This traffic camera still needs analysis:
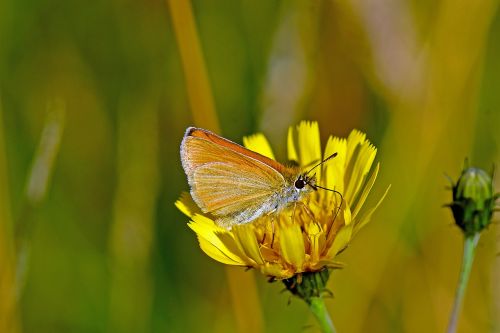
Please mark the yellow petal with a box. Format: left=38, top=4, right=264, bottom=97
left=279, top=223, right=305, bottom=269
left=316, top=259, right=346, bottom=269
left=361, top=144, right=377, bottom=175
left=352, top=163, right=380, bottom=220
left=232, top=225, right=265, bottom=265
left=287, top=126, right=298, bottom=162
left=346, top=130, right=366, bottom=159
left=259, top=245, right=280, bottom=262
left=175, top=192, right=202, bottom=218
left=297, top=121, right=321, bottom=168
left=327, top=223, right=353, bottom=258
left=323, top=136, right=347, bottom=195
left=343, top=201, right=352, bottom=225
left=306, top=222, right=325, bottom=264
left=188, top=214, right=248, bottom=265
left=353, top=184, right=391, bottom=236
left=196, top=236, right=246, bottom=265
left=344, top=133, right=376, bottom=203
left=243, top=133, right=275, bottom=160
left=175, top=199, right=191, bottom=218
left=260, top=263, right=294, bottom=279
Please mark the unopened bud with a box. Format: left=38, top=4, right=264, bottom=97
left=449, top=167, right=497, bottom=236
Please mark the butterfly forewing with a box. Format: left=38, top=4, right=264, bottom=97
left=181, top=128, right=287, bottom=226
left=185, top=128, right=286, bottom=173
left=193, top=163, right=280, bottom=224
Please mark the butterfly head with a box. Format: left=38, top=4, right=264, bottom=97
left=294, top=174, right=317, bottom=192
left=291, top=152, right=337, bottom=194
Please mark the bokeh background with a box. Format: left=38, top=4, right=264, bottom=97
left=1, top=0, right=499, bottom=332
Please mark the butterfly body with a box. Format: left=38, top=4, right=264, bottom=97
left=221, top=168, right=314, bottom=226
left=180, top=127, right=316, bottom=229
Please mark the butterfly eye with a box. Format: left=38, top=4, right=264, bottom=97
left=294, top=178, right=305, bottom=189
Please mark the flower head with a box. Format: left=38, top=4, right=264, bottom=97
left=176, top=121, right=388, bottom=279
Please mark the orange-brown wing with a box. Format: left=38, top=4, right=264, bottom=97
left=180, top=127, right=286, bottom=225
left=192, top=162, right=282, bottom=227
left=186, top=127, right=286, bottom=173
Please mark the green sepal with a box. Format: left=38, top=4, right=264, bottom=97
left=282, top=268, right=331, bottom=305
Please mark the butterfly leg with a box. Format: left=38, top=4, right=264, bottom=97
left=291, top=202, right=297, bottom=222
left=260, top=213, right=276, bottom=247
left=270, top=217, right=276, bottom=248
left=262, top=210, right=277, bottom=248
left=261, top=228, right=267, bottom=244
left=296, top=201, right=320, bottom=226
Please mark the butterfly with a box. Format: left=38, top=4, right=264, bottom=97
left=180, top=127, right=338, bottom=229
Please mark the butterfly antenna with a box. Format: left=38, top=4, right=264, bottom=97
left=303, top=152, right=342, bottom=221
left=313, top=184, right=344, bottom=221
left=305, top=152, right=338, bottom=176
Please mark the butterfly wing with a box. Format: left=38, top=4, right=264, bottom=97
left=184, top=127, right=287, bottom=173
left=181, top=127, right=287, bottom=227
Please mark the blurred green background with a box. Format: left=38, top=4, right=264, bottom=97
left=1, top=0, right=499, bottom=332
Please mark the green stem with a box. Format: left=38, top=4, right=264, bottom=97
left=447, top=233, right=480, bottom=333
left=308, top=297, right=337, bottom=333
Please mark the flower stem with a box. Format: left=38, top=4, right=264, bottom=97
left=447, top=233, right=480, bottom=333
left=308, top=297, right=337, bottom=333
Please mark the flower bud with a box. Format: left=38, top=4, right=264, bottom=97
left=449, top=167, right=497, bottom=236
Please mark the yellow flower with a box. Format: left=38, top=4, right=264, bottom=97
left=176, top=121, right=389, bottom=279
